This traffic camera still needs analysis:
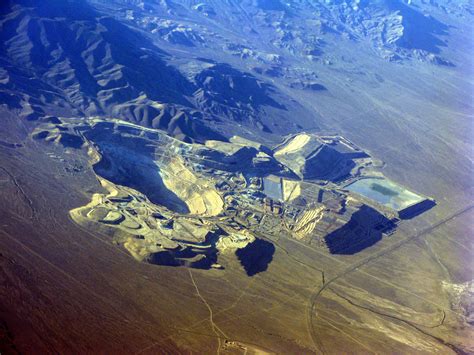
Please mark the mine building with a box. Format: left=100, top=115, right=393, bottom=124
left=263, top=197, right=273, bottom=213
left=272, top=201, right=283, bottom=215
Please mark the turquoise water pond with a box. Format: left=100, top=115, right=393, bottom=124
left=345, top=178, right=424, bottom=211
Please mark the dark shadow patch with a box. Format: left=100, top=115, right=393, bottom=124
left=255, top=0, right=286, bottom=11
left=93, top=152, right=190, bottom=214
left=289, top=81, right=327, bottom=91
left=0, top=140, right=22, bottom=149
left=58, top=133, right=83, bottom=149
left=388, top=2, right=449, bottom=54
left=41, top=116, right=62, bottom=124
left=317, top=189, right=324, bottom=203
left=148, top=247, right=218, bottom=269
left=325, top=205, right=397, bottom=255
left=32, top=130, right=49, bottom=140
left=235, top=238, right=275, bottom=276
left=87, top=130, right=190, bottom=213
left=173, top=229, right=224, bottom=248
left=0, top=92, right=22, bottom=109
left=399, top=199, right=436, bottom=220
left=303, top=145, right=356, bottom=182
left=148, top=251, right=183, bottom=267
left=148, top=229, right=225, bottom=269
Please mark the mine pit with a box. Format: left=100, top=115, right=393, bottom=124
left=33, top=118, right=434, bottom=272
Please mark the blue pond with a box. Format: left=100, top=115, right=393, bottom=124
left=345, top=178, right=425, bottom=211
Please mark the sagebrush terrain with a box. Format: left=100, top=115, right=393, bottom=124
left=0, top=0, right=473, bottom=353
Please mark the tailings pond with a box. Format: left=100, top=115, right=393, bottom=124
left=345, top=178, right=425, bottom=211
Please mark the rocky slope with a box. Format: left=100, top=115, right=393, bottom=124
left=1, top=0, right=469, bottom=143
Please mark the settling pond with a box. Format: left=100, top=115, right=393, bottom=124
left=345, top=178, right=425, bottom=211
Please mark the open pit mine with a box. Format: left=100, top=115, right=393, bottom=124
left=32, top=117, right=433, bottom=273
left=1, top=0, right=472, bottom=353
